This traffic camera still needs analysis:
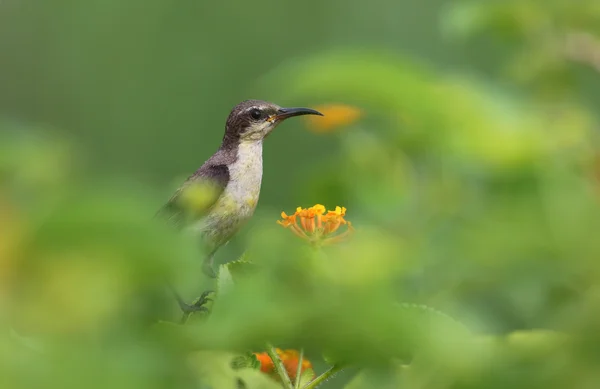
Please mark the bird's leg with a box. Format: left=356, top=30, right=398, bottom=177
left=170, top=252, right=219, bottom=323
left=164, top=251, right=219, bottom=324
left=202, top=251, right=218, bottom=279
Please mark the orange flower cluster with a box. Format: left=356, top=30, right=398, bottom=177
left=304, top=104, right=362, bottom=133
left=254, top=348, right=314, bottom=382
left=277, top=204, right=353, bottom=245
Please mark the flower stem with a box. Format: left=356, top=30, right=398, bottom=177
left=294, top=349, right=304, bottom=389
left=302, top=365, right=344, bottom=389
left=266, top=343, right=294, bottom=389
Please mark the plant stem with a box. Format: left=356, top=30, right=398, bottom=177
left=294, top=349, right=304, bottom=389
left=266, top=343, right=294, bottom=389
left=302, top=365, right=344, bottom=389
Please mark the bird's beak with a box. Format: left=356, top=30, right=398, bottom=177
left=270, top=107, right=324, bottom=122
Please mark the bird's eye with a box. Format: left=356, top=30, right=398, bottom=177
left=250, top=109, right=262, bottom=120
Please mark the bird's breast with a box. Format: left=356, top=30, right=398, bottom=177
left=201, top=141, right=264, bottom=238
left=186, top=141, right=266, bottom=252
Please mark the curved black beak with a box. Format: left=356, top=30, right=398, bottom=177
left=274, top=107, right=324, bottom=121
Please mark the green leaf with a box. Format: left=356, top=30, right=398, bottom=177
left=216, top=254, right=257, bottom=297
left=297, top=367, right=315, bottom=388
left=439, top=2, right=488, bottom=41
left=395, top=303, right=469, bottom=333
left=226, top=257, right=258, bottom=282
left=504, top=329, right=571, bottom=359
left=344, top=364, right=408, bottom=389
left=392, top=303, right=472, bottom=362
left=231, top=352, right=261, bottom=370
left=258, top=49, right=553, bottom=171
left=9, top=327, right=45, bottom=353
left=331, top=303, right=473, bottom=384
left=151, top=321, right=208, bottom=350
left=217, top=263, right=234, bottom=297
left=321, top=352, right=338, bottom=367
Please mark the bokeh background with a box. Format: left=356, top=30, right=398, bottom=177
left=3, top=0, right=600, bottom=388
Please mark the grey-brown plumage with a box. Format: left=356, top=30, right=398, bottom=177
left=157, top=147, right=233, bottom=229
left=156, top=100, right=323, bottom=278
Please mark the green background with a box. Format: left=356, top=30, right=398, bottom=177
left=1, top=0, right=463, bottom=200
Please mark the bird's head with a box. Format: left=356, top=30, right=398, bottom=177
left=222, top=100, right=323, bottom=145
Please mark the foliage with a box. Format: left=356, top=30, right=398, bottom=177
left=2, top=0, right=600, bottom=388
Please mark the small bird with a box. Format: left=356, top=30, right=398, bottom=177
left=156, top=100, right=322, bottom=312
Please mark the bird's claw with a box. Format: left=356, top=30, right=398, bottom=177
left=178, top=290, right=214, bottom=324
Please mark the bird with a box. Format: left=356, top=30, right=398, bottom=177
left=156, top=99, right=323, bottom=315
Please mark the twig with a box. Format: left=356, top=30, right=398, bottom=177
left=266, top=343, right=294, bottom=389
left=294, top=349, right=304, bottom=389
left=302, top=365, right=344, bottom=389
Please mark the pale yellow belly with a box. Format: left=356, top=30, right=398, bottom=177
left=192, top=191, right=259, bottom=250
left=191, top=140, right=264, bottom=251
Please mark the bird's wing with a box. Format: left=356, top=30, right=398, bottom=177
left=155, top=163, right=230, bottom=228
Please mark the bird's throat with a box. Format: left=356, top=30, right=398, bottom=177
left=224, top=140, right=264, bottom=211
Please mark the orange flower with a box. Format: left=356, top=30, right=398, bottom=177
left=254, top=348, right=314, bottom=382
left=296, top=203, right=325, bottom=233
left=304, top=104, right=362, bottom=133
left=277, top=204, right=353, bottom=245
left=322, top=206, right=347, bottom=234
left=254, top=351, right=275, bottom=373
left=276, top=211, right=297, bottom=227
left=280, top=349, right=313, bottom=382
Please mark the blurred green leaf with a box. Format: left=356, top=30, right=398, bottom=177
left=217, top=263, right=235, bottom=298
left=230, top=352, right=261, bottom=371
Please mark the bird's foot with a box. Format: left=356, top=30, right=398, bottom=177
left=177, top=290, right=214, bottom=324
